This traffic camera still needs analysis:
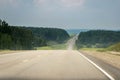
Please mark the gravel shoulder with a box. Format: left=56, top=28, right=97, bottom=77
left=80, top=50, right=120, bottom=69
left=79, top=50, right=120, bottom=80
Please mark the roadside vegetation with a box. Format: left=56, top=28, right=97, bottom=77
left=37, top=40, right=67, bottom=50
left=0, top=19, right=70, bottom=50
left=0, top=20, right=33, bottom=50
left=76, top=30, right=120, bottom=52
left=80, top=48, right=106, bottom=52
left=27, top=27, right=70, bottom=44
left=77, top=30, right=120, bottom=69
left=37, top=43, right=67, bottom=50
left=107, top=42, right=120, bottom=52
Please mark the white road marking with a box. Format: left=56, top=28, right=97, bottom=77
left=78, top=52, right=115, bottom=80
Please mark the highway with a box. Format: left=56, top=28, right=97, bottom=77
left=0, top=36, right=114, bottom=80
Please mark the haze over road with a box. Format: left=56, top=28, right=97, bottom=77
left=67, top=34, right=78, bottom=50
left=0, top=36, right=113, bottom=80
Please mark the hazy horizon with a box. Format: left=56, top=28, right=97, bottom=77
left=0, top=0, right=120, bottom=30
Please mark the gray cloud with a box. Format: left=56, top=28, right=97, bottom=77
left=0, top=0, right=120, bottom=30
left=33, top=0, right=85, bottom=8
left=60, top=0, right=84, bottom=8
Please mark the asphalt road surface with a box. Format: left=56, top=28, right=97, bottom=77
left=67, top=34, right=78, bottom=50
left=0, top=50, right=111, bottom=80
left=0, top=36, right=115, bottom=80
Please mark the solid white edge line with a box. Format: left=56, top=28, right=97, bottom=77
left=78, top=52, right=115, bottom=80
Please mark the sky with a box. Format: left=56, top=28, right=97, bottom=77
left=0, top=0, right=120, bottom=30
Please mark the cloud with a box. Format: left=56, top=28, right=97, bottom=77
left=0, top=0, right=21, bottom=7
left=32, top=0, right=85, bottom=8
left=0, top=0, right=85, bottom=8
left=33, top=0, right=47, bottom=6
left=60, top=0, right=85, bottom=8
left=0, top=0, right=15, bottom=5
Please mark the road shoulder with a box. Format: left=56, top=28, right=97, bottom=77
left=79, top=50, right=120, bottom=80
left=0, top=50, right=28, bottom=55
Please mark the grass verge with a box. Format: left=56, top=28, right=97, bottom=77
left=37, top=43, right=67, bottom=50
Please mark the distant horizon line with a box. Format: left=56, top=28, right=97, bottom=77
left=14, top=26, right=120, bottom=31
left=3, top=23, right=120, bottom=31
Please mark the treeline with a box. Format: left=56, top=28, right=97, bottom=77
left=26, top=27, right=70, bottom=43
left=0, top=19, right=70, bottom=50
left=0, top=20, right=33, bottom=50
left=76, top=30, right=120, bottom=48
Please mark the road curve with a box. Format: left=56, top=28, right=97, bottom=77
left=0, top=50, right=110, bottom=80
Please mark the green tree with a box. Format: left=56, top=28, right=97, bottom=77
left=76, top=30, right=120, bottom=48
left=2, top=20, right=8, bottom=27
left=0, top=33, right=12, bottom=49
left=0, top=19, right=2, bottom=26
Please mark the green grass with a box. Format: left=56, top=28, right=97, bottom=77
left=107, top=42, right=120, bottom=52
left=80, top=48, right=106, bottom=52
left=79, top=43, right=120, bottom=52
left=36, top=46, right=53, bottom=50
left=80, top=43, right=120, bottom=52
left=51, top=44, right=67, bottom=50
left=37, top=43, right=67, bottom=50
left=69, top=34, right=76, bottom=37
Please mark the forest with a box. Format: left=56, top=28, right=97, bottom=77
left=0, top=19, right=70, bottom=50
left=26, top=27, right=70, bottom=43
left=76, top=30, right=120, bottom=48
